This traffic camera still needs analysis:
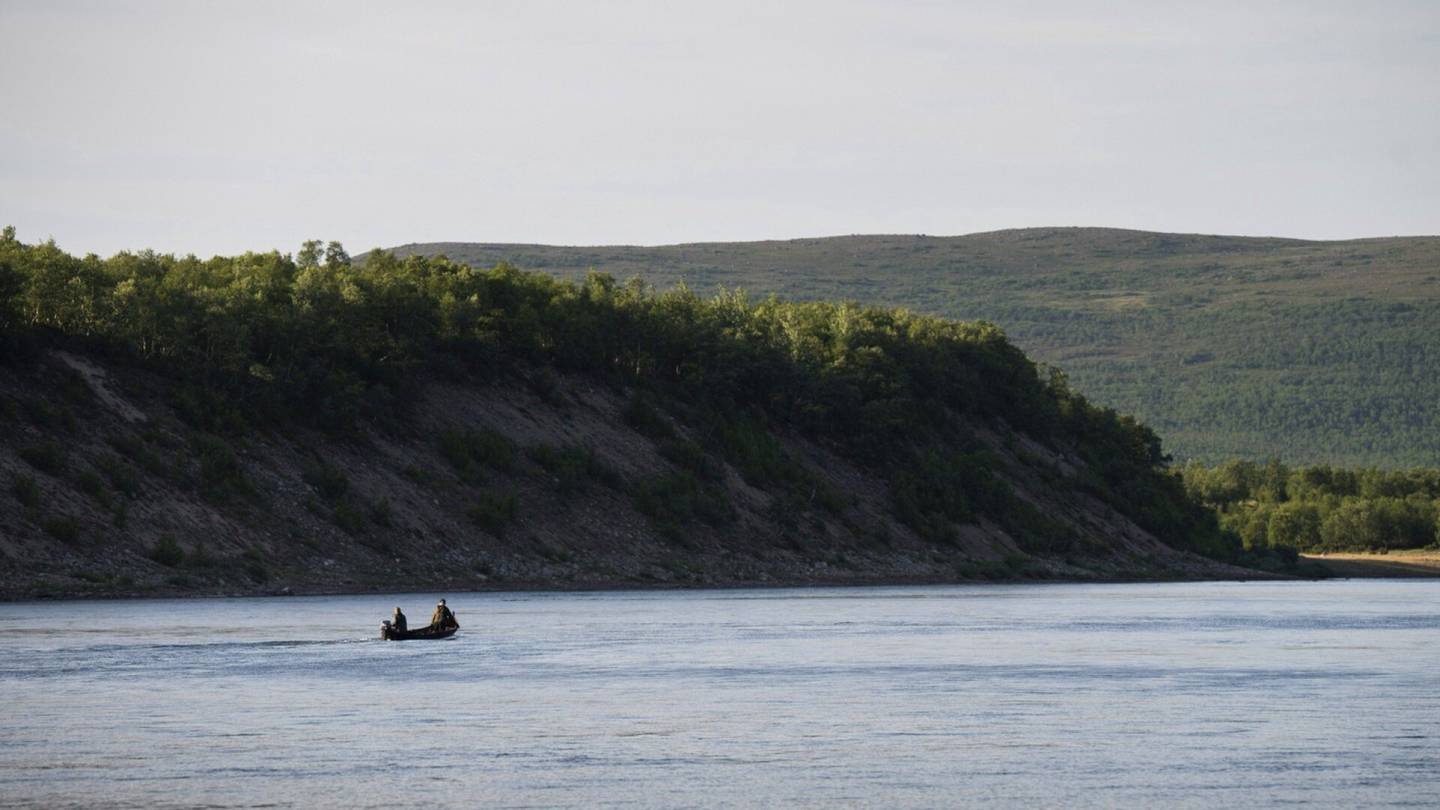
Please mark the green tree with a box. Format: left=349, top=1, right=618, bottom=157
left=1267, top=502, right=1321, bottom=550
left=324, top=241, right=350, bottom=269
left=1320, top=501, right=1384, bottom=551
left=296, top=240, right=323, bottom=269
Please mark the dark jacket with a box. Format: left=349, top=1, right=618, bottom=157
left=392, top=610, right=407, bottom=632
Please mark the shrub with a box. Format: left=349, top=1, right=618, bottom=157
left=536, top=542, right=574, bottom=563
left=185, top=544, right=219, bottom=570
left=76, top=469, right=112, bottom=508
left=439, top=428, right=516, bottom=482
left=717, top=415, right=794, bottom=487
left=303, top=463, right=350, bottom=502
left=623, top=393, right=674, bottom=438
left=528, top=444, right=622, bottom=493
left=97, top=454, right=142, bottom=499
left=332, top=500, right=367, bottom=534
left=19, top=442, right=66, bottom=476
left=369, top=497, right=394, bottom=527
left=192, top=433, right=251, bottom=499
left=468, top=491, right=517, bottom=535
left=19, top=397, right=58, bottom=428
left=632, top=471, right=734, bottom=527
left=42, top=516, right=81, bottom=544
left=10, top=474, right=40, bottom=509
left=148, top=535, right=186, bottom=567
left=241, top=552, right=270, bottom=583
left=657, top=439, right=724, bottom=482
left=527, top=367, right=566, bottom=406
left=108, top=434, right=167, bottom=477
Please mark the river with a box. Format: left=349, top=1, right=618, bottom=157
left=1, top=580, right=1437, bottom=808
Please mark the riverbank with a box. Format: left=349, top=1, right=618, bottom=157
left=2, top=346, right=1265, bottom=602
left=4, top=557, right=1287, bottom=602
left=1304, top=550, right=1440, bottom=578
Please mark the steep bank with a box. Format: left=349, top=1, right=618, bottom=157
left=0, top=349, right=1260, bottom=599
left=0, top=233, right=1276, bottom=598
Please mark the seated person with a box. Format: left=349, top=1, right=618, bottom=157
left=431, top=598, right=456, bottom=629
left=392, top=606, right=407, bottom=633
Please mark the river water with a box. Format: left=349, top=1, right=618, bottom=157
left=1, top=580, right=1437, bottom=808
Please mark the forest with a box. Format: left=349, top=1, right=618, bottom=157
left=1182, top=460, right=1440, bottom=554
left=389, top=228, right=1440, bottom=467
left=0, top=228, right=1249, bottom=569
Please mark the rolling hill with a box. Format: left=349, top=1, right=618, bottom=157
left=385, top=228, right=1440, bottom=467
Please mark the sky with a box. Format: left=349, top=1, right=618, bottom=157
left=2, top=0, right=1438, bottom=257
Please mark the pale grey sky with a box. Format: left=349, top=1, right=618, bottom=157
left=2, top=0, right=1437, bottom=257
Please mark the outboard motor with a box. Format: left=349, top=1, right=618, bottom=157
left=380, top=619, right=393, bottom=640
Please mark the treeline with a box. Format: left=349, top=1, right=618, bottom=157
left=0, top=228, right=1243, bottom=563
left=404, top=232, right=1440, bottom=467
left=1182, top=460, right=1440, bottom=553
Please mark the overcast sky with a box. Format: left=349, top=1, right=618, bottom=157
left=2, top=1, right=1438, bottom=257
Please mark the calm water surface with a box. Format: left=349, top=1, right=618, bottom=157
left=1, top=580, right=1437, bottom=808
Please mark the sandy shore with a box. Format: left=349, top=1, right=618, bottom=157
left=1303, top=550, right=1440, bottom=578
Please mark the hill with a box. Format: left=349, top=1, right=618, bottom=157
left=385, top=228, right=1440, bottom=467
left=0, top=231, right=1273, bottom=598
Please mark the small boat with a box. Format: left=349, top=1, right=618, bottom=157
left=380, top=618, right=459, bottom=640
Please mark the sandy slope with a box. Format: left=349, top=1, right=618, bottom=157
left=1303, top=551, right=1440, bottom=578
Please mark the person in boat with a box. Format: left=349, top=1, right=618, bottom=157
left=391, top=606, right=407, bottom=633
left=431, top=598, right=456, bottom=629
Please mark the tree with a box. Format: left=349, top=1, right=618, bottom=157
left=297, top=240, right=323, bottom=269
left=1267, top=502, right=1321, bottom=550
left=1320, top=501, right=1384, bottom=551
left=324, top=241, right=350, bottom=269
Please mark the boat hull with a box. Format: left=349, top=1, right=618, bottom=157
left=380, top=622, right=458, bottom=640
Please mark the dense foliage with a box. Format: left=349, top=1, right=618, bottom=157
left=1182, top=460, right=1440, bottom=553
left=0, top=229, right=1239, bottom=561
left=393, top=229, right=1440, bottom=467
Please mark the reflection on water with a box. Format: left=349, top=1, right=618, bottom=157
left=1, top=580, right=1437, bottom=808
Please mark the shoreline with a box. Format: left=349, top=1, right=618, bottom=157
left=1, top=568, right=1300, bottom=603
left=1300, top=550, right=1440, bottom=579
left=20, top=552, right=1440, bottom=604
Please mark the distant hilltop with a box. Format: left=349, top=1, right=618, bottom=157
left=382, top=228, right=1440, bottom=467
